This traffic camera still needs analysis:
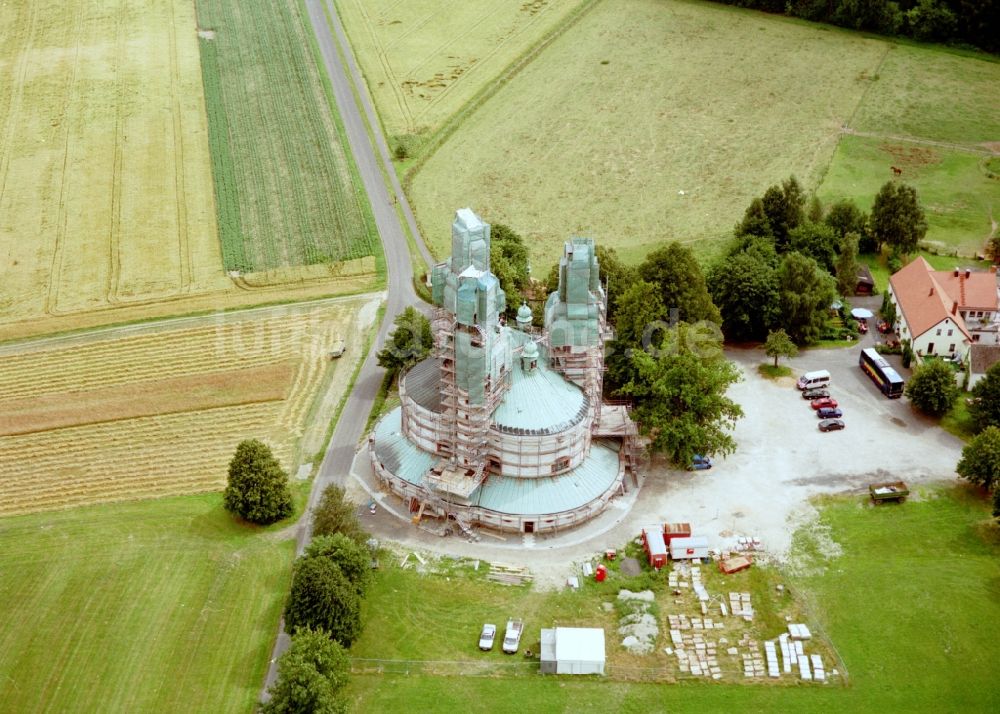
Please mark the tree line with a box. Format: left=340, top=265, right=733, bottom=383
left=707, top=0, right=998, bottom=53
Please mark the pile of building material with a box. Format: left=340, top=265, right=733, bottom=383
left=739, top=638, right=765, bottom=677
left=668, top=629, right=722, bottom=679
left=617, top=590, right=658, bottom=654
left=728, top=592, right=754, bottom=620
left=486, top=563, right=533, bottom=586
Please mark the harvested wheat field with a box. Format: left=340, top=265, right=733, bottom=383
left=0, top=296, right=380, bottom=516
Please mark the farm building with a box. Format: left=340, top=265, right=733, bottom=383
left=540, top=627, right=606, bottom=675
left=370, top=209, right=640, bottom=534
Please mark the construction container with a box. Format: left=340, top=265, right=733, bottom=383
left=641, top=526, right=668, bottom=568
left=669, top=536, right=709, bottom=561
left=662, top=522, right=692, bottom=543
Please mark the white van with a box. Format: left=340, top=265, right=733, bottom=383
left=796, top=369, right=831, bottom=390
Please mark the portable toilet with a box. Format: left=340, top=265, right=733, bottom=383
left=642, top=526, right=668, bottom=569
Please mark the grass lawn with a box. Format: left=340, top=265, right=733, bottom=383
left=942, top=397, right=977, bottom=442
left=407, top=0, right=888, bottom=269
left=0, top=493, right=295, bottom=713
left=758, top=364, right=792, bottom=379
left=346, top=485, right=1000, bottom=712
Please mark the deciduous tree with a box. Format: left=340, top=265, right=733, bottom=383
left=764, top=329, right=798, bottom=368
left=489, top=223, right=530, bottom=315
left=638, top=243, right=720, bottom=325
left=596, top=244, right=637, bottom=323
left=376, top=306, right=432, bottom=374
left=262, top=627, right=349, bottom=714
left=789, top=221, right=839, bottom=273
left=284, top=555, right=362, bottom=647
left=969, top=362, right=1000, bottom=431
left=778, top=252, right=837, bottom=344
left=618, top=323, right=743, bottom=467
left=708, top=248, right=780, bottom=342
left=905, top=359, right=958, bottom=417
left=870, top=181, right=927, bottom=255
left=223, top=439, right=293, bottom=525
left=956, top=426, right=1000, bottom=491
left=312, top=485, right=366, bottom=544
left=835, top=232, right=861, bottom=298
left=304, top=534, right=372, bottom=596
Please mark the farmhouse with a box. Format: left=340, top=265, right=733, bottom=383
left=887, top=258, right=999, bottom=362
left=369, top=209, right=640, bottom=534
left=539, top=627, right=606, bottom=675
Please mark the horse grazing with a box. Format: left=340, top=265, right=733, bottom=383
left=891, top=166, right=902, bottom=176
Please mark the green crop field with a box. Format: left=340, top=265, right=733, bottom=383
left=346, top=485, right=1000, bottom=712
left=195, top=0, right=377, bottom=273
left=0, top=493, right=295, bottom=713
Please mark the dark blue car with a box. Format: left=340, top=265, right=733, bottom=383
left=817, top=407, right=843, bottom=419
left=688, top=455, right=713, bottom=471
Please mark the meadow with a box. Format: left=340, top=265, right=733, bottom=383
left=346, top=485, right=1000, bottom=712
left=0, top=297, right=377, bottom=516
left=195, top=0, right=377, bottom=273
left=0, top=493, right=295, bottom=714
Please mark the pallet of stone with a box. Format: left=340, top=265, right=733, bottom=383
left=764, top=641, right=780, bottom=678
left=788, top=623, right=812, bottom=640
left=779, top=633, right=793, bottom=673
left=810, top=654, right=826, bottom=682
left=797, top=655, right=812, bottom=681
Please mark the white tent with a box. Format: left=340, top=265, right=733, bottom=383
left=540, top=627, right=605, bottom=675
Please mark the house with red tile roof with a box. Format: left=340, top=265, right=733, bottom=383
left=887, top=258, right=999, bottom=363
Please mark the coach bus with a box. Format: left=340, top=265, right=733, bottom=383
left=859, top=347, right=905, bottom=398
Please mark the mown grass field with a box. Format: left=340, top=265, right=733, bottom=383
left=404, top=0, right=889, bottom=267
left=195, top=0, right=377, bottom=273
left=335, top=0, right=590, bottom=149
left=347, top=485, right=1000, bottom=712
left=0, top=493, right=295, bottom=714
left=0, top=297, right=377, bottom=516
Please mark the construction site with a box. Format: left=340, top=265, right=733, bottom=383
left=369, top=208, right=641, bottom=534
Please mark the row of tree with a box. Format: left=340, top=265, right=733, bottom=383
left=706, top=0, right=999, bottom=53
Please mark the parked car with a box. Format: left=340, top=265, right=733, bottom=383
left=811, top=397, right=838, bottom=410
left=478, top=623, right=496, bottom=651
left=802, top=388, right=830, bottom=400
left=688, top=455, right=712, bottom=471
left=817, top=407, right=843, bottom=419
left=818, top=419, right=845, bottom=432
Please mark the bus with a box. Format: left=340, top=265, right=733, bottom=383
left=859, top=347, right=905, bottom=398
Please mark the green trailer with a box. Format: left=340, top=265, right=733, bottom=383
left=869, top=480, right=909, bottom=504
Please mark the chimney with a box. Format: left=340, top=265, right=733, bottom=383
left=954, top=267, right=960, bottom=277
left=952, top=301, right=958, bottom=315
left=965, top=268, right=971, bottom=278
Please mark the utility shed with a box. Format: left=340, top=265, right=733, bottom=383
left=669, top=536, right=709, bottom=560
left=539, top=627, right=605, bottom=675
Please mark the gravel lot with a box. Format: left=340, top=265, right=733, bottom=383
left=351, top=342, right=966, bottom=588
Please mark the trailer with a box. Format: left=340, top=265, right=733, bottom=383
left=669, top=536, right=709, bottom=561
left=641, top=525, right=668, bottom=569
left=869, top=480, right=909, bottom=504
left=502, top=618, right=524, bottom=654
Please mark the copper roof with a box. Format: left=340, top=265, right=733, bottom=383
left=889, top=257, right=972, bottom=341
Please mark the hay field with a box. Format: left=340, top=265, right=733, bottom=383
left=196, top=0, right=378, bottom=272
left=0, top=297, right=378, bottom=516
left=335, top=0, right=590, bottom=144
left=406, top=0, right=887, bottom=267
left=0, top=494, right=294, bottom=713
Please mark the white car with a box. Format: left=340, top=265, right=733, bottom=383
left=478, top=623, right=496, bottom=651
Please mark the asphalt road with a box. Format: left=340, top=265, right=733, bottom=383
left=261, top=1, right=433, bottom=698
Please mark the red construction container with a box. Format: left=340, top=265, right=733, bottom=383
left=595, top=564, right=607, bottom=582
left=641, top=526, right=668, bottom=569
left=663, top=522, right=692, bottom=544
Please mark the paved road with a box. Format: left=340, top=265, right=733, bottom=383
left=261, top=0, right=434, bottom=698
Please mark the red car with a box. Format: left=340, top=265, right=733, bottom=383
left=811, top=397, right=838, bottom=410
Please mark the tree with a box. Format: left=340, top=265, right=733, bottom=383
left=870, top=181, right=927, bottom=255
left=606, top=280, right=665, bottom=389
left=262, top=627, right=349, bottom=714
left=595, top=244, right=637, bottom=324
left=638, top=243, right=720, bottom=325
left=223, top=439, right=292, bottom=525
left=312, top=484, right=366, bottom=544
left=708, top=248, right=780, bottom=342
left=284, top=555, right=362, bottom=647
left=969, top=362, right=1000, bottom=432
left=760, top=176, right=806, bottom=251
left=905, top=359, right=958, bottom=417
left=788, top=221, right=839, bottom=273
left=735, top=197, right=773, bottom=240
left=835, top=232, right=861, bottom=298
left=777, top=252, right=837, bottom=344
left=764, top=329, right=798, bottom=368
left=377, top=306, right=432, bottom=374
left=304, top=534, right=372, bottom=596
left=824, top=199, right=870, bottom=250
left=489, top=223, right=530, bottom=315
left=956, top=426, right=1000, bottom=491
left=618, top=323, right=743, bottom=466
